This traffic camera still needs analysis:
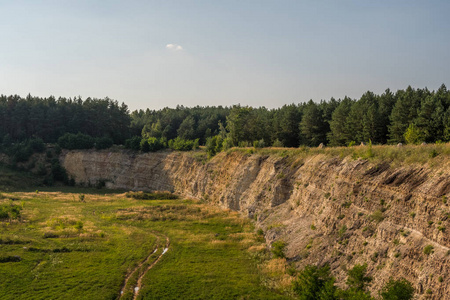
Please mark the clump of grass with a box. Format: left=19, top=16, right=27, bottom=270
left=271, top=240, right=286, bottom=258
left=423, top=245, right=434, bottom=255
left=370, top=210, right=384, bottom=223
left=0, top=203, right=22, bottom=221
left=338, top=225, right=347, bottom=237
left=341, top=201, right=352, bottom=208
left=267, top=223, right=286, bottom=230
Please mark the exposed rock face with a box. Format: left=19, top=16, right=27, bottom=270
left=61, top=149, right=450, bottom=299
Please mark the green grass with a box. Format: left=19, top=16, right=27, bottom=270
left=228, top=142, right=450, bottom=167
left=0, top=189, right=288, bottom=300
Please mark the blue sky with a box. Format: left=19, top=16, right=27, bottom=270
left=0, top=0, right=449, bottom=110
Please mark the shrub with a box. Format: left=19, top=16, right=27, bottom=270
left=429, top=149, right=439, bottom=158
left=272, top=139, right=283, bottom=147
left=380, top=278, right=414, bottom=300
left=58, top=133, right=95, bottom=150
left=74, top=221, right=83, bottom=230
left=346, top=263, right=372, bottom=291
left=140, top=139, right=150, bottom=152
left=370, top=210, right=385, bottom=223
left=95, top=136, right=113, bottom=150
left=423, top=245, right=434, bottom=255
left=168, top=137, right=197, bottom=151
left=0, top=204, right=22, bottom=221
left=51, top=160, right=68, bottom=183
left=253, top=139, right=265, bottom=148
left=10, top=141, right=33, bottom=162
left=271, top=240, right=286, bottom=258
left=338, top=225, right=347, bottom=237
left=292, top=264, right=337, bottom=300
left=124, top=136, right=142, bottom=151
left=404, top=123, right=424, bottom=145
left=206, top=135, right=223, bottom=158
left=29, top=138, right=46, bottom=153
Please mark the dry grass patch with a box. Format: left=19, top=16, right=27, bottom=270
left=259, top=257, right=294, bottom=290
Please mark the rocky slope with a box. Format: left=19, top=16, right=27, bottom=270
left=61, top=148, right=450, bottom=299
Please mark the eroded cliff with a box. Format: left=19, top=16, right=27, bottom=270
left=61, top=148, right=450, bottom=299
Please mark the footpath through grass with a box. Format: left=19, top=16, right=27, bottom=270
left=0, top=189, right=288, bottom=300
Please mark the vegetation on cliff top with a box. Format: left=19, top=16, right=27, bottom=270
left=1, top=85, right=449, bottom=155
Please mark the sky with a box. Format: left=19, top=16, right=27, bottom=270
left=0, top=0, right=449, bottom=111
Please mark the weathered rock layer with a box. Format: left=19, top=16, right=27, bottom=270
left=61, top=149, right=450, bottom=299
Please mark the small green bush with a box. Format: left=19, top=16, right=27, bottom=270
left=0, top=204, right=22, bottom=221
left=74, top=221, right=83, bottom=230
left=168, top=137, right=198, bottom=151
left=423, top=245, right=434, bottom=255
left=78, top=194, right=85, bottom=202
left=339, top=225, right=347, bottom=237
left=346, top=263, right=372, bottom=291
left=380, top=278, right=414, bottom=300
left=95, top=136, right=113, bottom=150
left=271, top=240, right=286, bottom=258
left=370, top=210, right=384, bottom=223
left=253, top=139, right=265, bottom=148
left=58, top=132, right=95, bottom=150
left=124, top=136, right=142, bottom=151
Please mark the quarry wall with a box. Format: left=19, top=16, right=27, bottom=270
left=61, top=149, right=450, bottom=299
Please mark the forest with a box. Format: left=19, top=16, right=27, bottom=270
left=0, top=85, right=449, bottom=156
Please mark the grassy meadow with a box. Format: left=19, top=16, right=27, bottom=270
left=0, top=187, right=288, bottom=300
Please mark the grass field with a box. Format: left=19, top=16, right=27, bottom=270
left=0, top=188, right=288, bottom=300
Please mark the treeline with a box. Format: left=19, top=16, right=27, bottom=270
left=0, top=85, right=449, bottom=153
left=0, top=94, right=130, bottom=145
left=131, top=85, right=450, bottom=152
left=130, top=105, right=229, bottom=144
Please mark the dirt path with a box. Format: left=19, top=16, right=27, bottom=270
left=118, top=232, right=170, bottom=300
left=133, top=235, right=170, bottom=300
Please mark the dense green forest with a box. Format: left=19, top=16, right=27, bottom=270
left=1, top=85, right=449, bottom=155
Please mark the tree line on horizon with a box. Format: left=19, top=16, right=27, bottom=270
left=0, top=84, right=449, bottom=154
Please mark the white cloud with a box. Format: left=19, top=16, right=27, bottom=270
left=166, top=43, right=183, bottom=51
